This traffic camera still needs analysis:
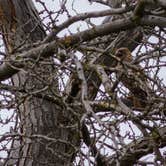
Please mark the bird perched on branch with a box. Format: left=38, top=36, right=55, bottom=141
left=115, top=47, right=149, bottom=109
left=115, top=47, right=133, bottom=62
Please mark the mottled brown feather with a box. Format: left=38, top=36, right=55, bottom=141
left=115, top=47, right=148, bottom=109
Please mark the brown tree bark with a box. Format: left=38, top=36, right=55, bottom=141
left=0, top=0, right=165, bottom=165
left=0, top=0, right=80, bottom=165
left=0, top=1, right=143, bottom=165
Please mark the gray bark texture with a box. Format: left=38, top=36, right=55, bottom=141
left=0, top=0, right=165, bottom=166
left=0, top=0, right=80, bottom=165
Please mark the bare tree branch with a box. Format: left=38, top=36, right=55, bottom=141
left=0, top=14, right=165, bottom=81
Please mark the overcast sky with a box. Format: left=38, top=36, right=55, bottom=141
left=0, top=0, right=165, bottom=161
left=34, top=0, right=109, bottom=35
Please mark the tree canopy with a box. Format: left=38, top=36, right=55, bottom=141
left=0, top=0, right=166, bottom=165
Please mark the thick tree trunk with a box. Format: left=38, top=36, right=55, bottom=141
left=0, top=0, right=79, bottom=165
left=1, top=0, right=160, bottom=165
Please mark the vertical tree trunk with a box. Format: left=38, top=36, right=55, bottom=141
left=0, top=0, right=79, bottom=165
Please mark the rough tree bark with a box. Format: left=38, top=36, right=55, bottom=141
left=0, top=0, right=165, bottom=166
left=0, top=0, right=80, bottom=165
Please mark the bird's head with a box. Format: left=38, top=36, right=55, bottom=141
left=115, top=47, right=132, bottom=62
